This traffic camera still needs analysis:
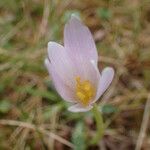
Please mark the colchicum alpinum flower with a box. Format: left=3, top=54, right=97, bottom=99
left=45, top=15, right=114, bottom=112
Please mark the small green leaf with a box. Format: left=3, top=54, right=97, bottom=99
left=17, top=86, right=58, bottom=101
left=0, top=100, right=11, bottom=113
left=101, top=104, right=118, bottom=114
left=72, top=122, right=86, bottom=150
left=43, top=107, right=52, bottom=120
left=96, top=8, right=112, bottom=20
left=43, top=105, right=62, bottom=120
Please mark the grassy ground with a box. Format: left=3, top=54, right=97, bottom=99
left=0, top=0, right=150, bottom=149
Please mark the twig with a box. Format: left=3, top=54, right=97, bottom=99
left=0, top=20, right=25, bottom=45
left=35, top=0, right=50, bottom=42
left=0, top=119, right=74, bottom=148
left=135, top=94, right=150, bottom=150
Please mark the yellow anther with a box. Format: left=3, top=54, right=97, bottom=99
left=76, top=92, right=86, bottom=101
left=75, top=77, right=95, bottom=106
left=83, top=83, right=91, bottom=91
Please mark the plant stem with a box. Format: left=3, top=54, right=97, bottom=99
left=91, top=104, right=104, bottom=145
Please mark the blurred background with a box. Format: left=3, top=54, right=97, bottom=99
left=0, top=0, right=150, bottom=149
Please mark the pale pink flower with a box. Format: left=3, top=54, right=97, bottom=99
left=45, top=16, right=114, bottom=112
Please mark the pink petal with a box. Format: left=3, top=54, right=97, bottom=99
left=93, top=67, right=114, bottom=103
left=64, top=16, right=100, bottom=91
left=77, top=60, right=101, bottom=92
left=48, top=42, right=76, bottom=88
left=68, top=104, right=93, bottom=112
left=45, top=59, right=75, bottom=102
left=64, top=16, right=98, bottom=65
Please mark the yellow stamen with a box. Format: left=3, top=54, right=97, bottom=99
left=75, top=77, right=95, bottom=106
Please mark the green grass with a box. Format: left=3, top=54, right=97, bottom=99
left=0, top=0, right=150, bottom=149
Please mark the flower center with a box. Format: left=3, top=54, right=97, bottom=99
left=75, top=77, right=95, bottom=106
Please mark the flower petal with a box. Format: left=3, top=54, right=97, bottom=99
left=64, top=16, right=100, bottom=98
left=78, top=60, right=100, bottom=90
left=64, top=15, right=98, bottom=64
left=68, top=104, right=93, bottom=112
left=48, top=42, right=76, bottom=88
left=45, top=59, right=75, bottom=102
left=93, top=67, right=114, bottom=103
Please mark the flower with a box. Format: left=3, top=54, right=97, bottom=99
left=45, top=15, right=114, bottom=112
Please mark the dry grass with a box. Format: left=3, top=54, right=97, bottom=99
left=0, top=0, right=150, bottom=149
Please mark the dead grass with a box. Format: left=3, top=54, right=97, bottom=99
left=0, top=0, right=150, bottom=149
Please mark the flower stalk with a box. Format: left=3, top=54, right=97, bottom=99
left=91, top=104, right=104, bottom=145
